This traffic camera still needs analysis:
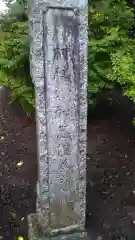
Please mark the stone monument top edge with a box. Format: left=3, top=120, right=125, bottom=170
left=29, top=0, right=87, bottom=8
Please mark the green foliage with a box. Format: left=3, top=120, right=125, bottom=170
left=89, top=0, right=135, bottom=106
left=1, top=0, right=135, bottom=115
left=0, top=2, right=34, bottom=115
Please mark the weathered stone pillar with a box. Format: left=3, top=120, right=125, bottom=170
left=28, top=0, right=88, bottom=239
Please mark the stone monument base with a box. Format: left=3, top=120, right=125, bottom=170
left=28, top=213, right=88, bottom=240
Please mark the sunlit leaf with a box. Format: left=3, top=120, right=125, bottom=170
left=18, top=236, right=24, bottom=240
left=17, top=161, right=23, bottom=167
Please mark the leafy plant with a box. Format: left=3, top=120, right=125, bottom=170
left=89, top=0, right=135, bottom=106
left=1, top=0, right=135, bottom=115
left=0, top=1, right=34, bottom=115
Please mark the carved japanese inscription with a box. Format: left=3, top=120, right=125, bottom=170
left=43, top=8, right=81, bottom=228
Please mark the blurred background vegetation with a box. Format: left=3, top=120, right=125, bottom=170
left=0, top=0, right=135, bottom=115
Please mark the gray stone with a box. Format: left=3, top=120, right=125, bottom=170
left=28, top=0, right=88, bottom=238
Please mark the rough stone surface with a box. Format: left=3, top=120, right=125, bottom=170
left=28, top=0, right=88, bottom=238
left=28, top=213, right=89, bottom=239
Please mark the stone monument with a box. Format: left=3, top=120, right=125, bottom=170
left=28, top=0, right=88, bottom=239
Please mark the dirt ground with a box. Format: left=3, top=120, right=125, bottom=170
left=0, top=88, right=135, bottom=239
left=87, top=90, right=135, bottom=239
left=0, top=87, right=37, bottom=239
